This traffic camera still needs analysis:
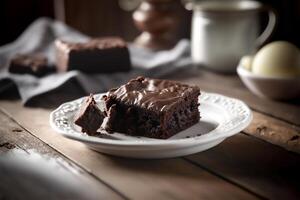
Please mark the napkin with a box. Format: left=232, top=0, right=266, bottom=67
left=0, top=18, right=192, bottom=105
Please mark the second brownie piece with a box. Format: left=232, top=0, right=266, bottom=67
left=9, top=54, right=54, bottom=77
left=74, top=94, right=105, bottom=135
left=55, top=37, right=131, bottom=73
left=103, top=77, right=200, bottom=139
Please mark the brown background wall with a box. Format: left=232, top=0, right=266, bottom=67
left=0, top=0, right=299, bottom=47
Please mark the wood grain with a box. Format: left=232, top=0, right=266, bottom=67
left=0, top=100, right=260, bottom=200
left=172, top=69, right=300, bottom=126
left=1, top=71, right=299, bottom=199
left=186, top=133, right=300, bottom=200
left=168, top=69, right=300, bottom=153
left=245, top=111, right=300, bottom=153
left=0, top=109, right=123, bottom=200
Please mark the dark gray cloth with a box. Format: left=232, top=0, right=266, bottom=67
left=0, top=18, right=192, bottom=105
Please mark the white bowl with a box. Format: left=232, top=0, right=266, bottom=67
left=237, top=65, right=300, bottom=100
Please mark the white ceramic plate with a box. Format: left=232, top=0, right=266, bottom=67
left=50, top=92, right=252, bottom=159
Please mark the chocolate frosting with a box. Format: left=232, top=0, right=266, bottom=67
left=106, top=77, right=200, bottom=112
left=11, top=54, right=48, bottom=70
left=55, top=37, right=127, bottom=52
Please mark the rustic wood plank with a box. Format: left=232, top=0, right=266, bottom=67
left=166, top=69, right=300, bottom=153
left=0, top=109, right=124, bottom=200
left=0, top=100, right=261, bottom=200
left=185, top=133, right=300, bottom=200
left=171, top=68, right=300, bottom=126
left=245, top=111, right=300, bottom=153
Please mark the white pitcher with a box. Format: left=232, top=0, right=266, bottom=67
left=187, top=0, right=277, bottom=73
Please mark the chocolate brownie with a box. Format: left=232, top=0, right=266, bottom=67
left=103, top=77, right=200, bottom=139
left=55, top=37, right=131, bottom=73
left=8, top=54, right=54, bottom=77
left=74, top=94, right=105, bottom=135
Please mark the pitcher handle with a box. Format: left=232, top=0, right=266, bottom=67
left=255, top=5, right=278, bottom=48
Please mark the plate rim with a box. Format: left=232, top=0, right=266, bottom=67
left=49, top=92, right=253, bottom=146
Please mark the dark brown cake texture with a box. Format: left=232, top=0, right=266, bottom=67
left=103, top=76, right=200, bottom=139
left=55, top=37, right=131, bottom=73
left=74, top=94, right=105, bottom=135
left=8, top=54, right=54, bottom=77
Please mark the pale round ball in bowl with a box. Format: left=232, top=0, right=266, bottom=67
left=237, top=41, right=300, bottom=100
left=252, top=41, right=300, bottom=77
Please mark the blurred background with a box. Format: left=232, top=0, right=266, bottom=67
left=0, top=0, right=299, bottom=47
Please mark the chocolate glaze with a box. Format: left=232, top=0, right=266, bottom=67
left=9, top=54, right=55, bottom=77
left=106, top=77, right=200, bottom=112
left=10, top=54, right=48, bottom=71
left=55, top=37, right=131, bottom=73
left=55, top=37, right=127, bottom=53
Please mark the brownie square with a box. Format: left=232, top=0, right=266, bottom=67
left=8, top=54, right=54, bottom=77
left=55, top=37, right=131, bottom=73
left=103, top=76, right=200, bottom=139
left=74, top=94, right=105, bottom=135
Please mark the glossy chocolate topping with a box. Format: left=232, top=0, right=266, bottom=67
left=106, top=77, right=200, bottom=112
left=55, top=37, right=127, bottom=53
left=11, top=54, right=48, bottom=70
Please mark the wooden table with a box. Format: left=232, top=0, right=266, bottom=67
left=0, top=69, right=300, bottom=200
